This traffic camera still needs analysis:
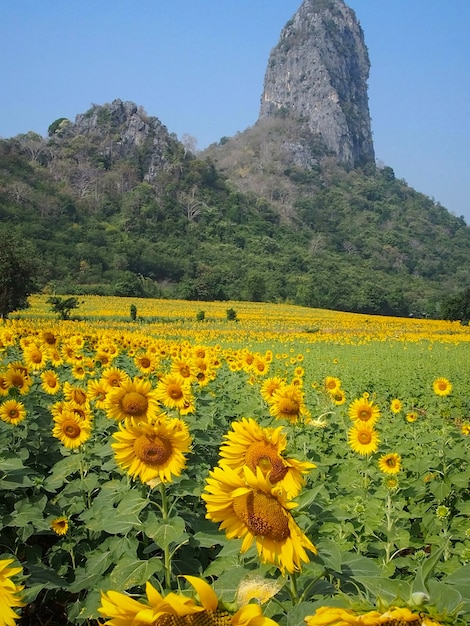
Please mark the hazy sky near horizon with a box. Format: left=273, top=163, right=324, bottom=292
left=2, top=1, right=469, bottom=222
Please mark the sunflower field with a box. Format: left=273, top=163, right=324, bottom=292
left=1, top=295, right=470, bottom=626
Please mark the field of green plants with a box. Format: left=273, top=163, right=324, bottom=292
left=1, top=296, right=470, bottom=626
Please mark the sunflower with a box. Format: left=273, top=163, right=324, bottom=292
left=406, top=411, right=418, bottom=423
left=218, top=417, right=315, bottom=498
left=348, top=397, right=380, bottom=425
left=331, top=388, right=346, bottom=406
left=170, top=358, right=198, bottom=384
left=87, top=379, right=109, bottom=409
left=0, top=372, right=9, bottom=397
left=99, top=575, right=279, bottom=626
left=100, top=367, right=131, bottom=391
left=260, top=377, right=285, bottom=404
left=50, top=516, right=69, bottom=536
left=0, top=558, right=25, bottom=625
left=105, top=377, right=161, bottom=422
left=390, top=398, right=402, bottom=414
left=63, top=381, right=88, bottom=405
left=155, top=374, right=195, bottom=414
left=112, top=415, right=192, bottom=484
left=348, top=422, right=380, bottom=456
left=40, top=370, right=61, bottom=395
left=4, top=366, right=32, bottom=396
left=134, top=351, right=158, bottom=374
left=0, top=400, right=26, bottom=426
left=324, top=376, right=341, bottom=393
left=432, top=377, right=452, bottom=396
left=202, top=465, right=317, bottom=574
left=268, top=384, right=310, bottom=424
left=52, top=410, right=92, bottom=449
left=22, top=343, right=48, bottom=371
left=378, top=452, right=401, bottom=475
left=252, top=356, right=270, bottom=376
left=304, top=605, right=438, bottom=625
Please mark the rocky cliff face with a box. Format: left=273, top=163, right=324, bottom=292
left=259, top=0, right=374, bottom=167
left=65, top=99, right=176, bottom=181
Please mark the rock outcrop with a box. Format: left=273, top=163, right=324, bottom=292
left=259, top=0, right=374, bottom=167
left=64, top=99, right=176, bottom=181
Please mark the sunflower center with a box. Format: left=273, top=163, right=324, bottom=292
left=179, top=367, right=191, bottom=378
left=43, top=332, right=56, bottom=345
left=155, top=610, right=232, bottom=625
left=30, top=349, right=42, bottom=363
left=63, top=420, right=81, bottom=439
left=167, top=384, right=183, bottom=400
left=140, top=357, right=151, bottom=368
left=438, top=382, right=447, bottom=391
left=245, top=442, right=288, bottom=483
left=73, top=389, right=87, bottom=404
left=10, top=374, right=24, bottom=387
left=134, top=435, right=172, bottom=466
left=358, top=409, right=371, bottom=420
left=232, top=490, right=290, bottom=541
left=278, top=397, right=299, bottom=415
left=121, top=391, right=148, bottom=416
left=358, top=430, right=372, bottom=444
left=8, top=408, right=19, bottom=419
left=386, top=457, right=397, bottom=468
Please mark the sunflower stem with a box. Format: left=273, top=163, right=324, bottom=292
left=289, top=571, right=299, bottom=604
left=159, top=482, right=172, bottom=590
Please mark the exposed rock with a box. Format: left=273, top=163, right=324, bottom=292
left=259, top=0, right=374, bottom=167
left=66, top=99, right=176, bottom=180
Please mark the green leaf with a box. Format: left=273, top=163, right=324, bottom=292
left=110, top=556, right=163, bottom=589
left=427, top=580, right=462, bottom=614
left=316, top=538, right=343, bottom=572
left=341, top=554, right=381, bottom=578
left=150, top=516, right=186, bottom=549
left=212, top=566, right=250, bottom=603
left=411, top=546, right=444, bottom=596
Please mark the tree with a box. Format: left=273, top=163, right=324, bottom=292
left=0, top=230, right=39, bottom=319
left=47, top=296, right=80, bottom=320
left=441, top=288, right=470, bottom=324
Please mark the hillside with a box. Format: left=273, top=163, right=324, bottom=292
left=0, top=0, right=469, bottom=318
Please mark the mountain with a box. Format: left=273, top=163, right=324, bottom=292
left=0, top=0, right=469, bottom=318
left=259, top=0, right=374, bottom=167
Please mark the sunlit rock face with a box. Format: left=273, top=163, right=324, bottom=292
left=259, top=0, right=375, bottom=167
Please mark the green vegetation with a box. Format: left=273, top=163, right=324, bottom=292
left=0, top=228, right=38, bottom=319
left=0, top=103, right=469, bottom=318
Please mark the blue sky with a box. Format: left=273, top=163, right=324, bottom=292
left=2, top=1, right=469, bottom=222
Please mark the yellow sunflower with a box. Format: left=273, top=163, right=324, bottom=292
left=100, top=367, right=131, bottom=391
left=202, top=465, right=317, bottom=574
left=105, top=377, right=161, bottom=422
left=331, top=388, right=346, bottom=406
left=63, top=381, right=88, bottom=405
left=99, top=575, right=279, bottom=626
left=0, top=400, right=26, bottom=426
left=112, top=415, right=192, bottom=484
left=155, top=374, right=195, bottom=414
left=134, top=352, right=158, bottom=374
left=268, top=384, right=310, bottom=424
left=87, top=379, right=109, bottom=409
left=348, top=397, right=380, bottom=425
left=170, top=358, right=198, bottom=384
left=324, top=376, right=341, bottom=394
left=0, top=372, right=9, bottom=397
left=406, top=411, right=418, bottom=423
left=432, top=377, right=452, bottom=396
left=348, top=422, right=380, bottom=456
left=305, top=605, right=438, bottom=626
left=52, top=411, right=92, bottom=449
left=40, top=370, right=61, bottom=395
left=260, top=377, right=285, bottom=404
left=390, top=398, right=402, bottom=414
left=4, top=366, right=32, bottom=396
left=50, top=516, right=69, bottom=536
left=0, top=558, right=25, bottom=625
left=22, top=343, right=48, bottom=371
left=378, top=452, right=401, bottom=475
left=218, top=417, right=315, bottom=498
